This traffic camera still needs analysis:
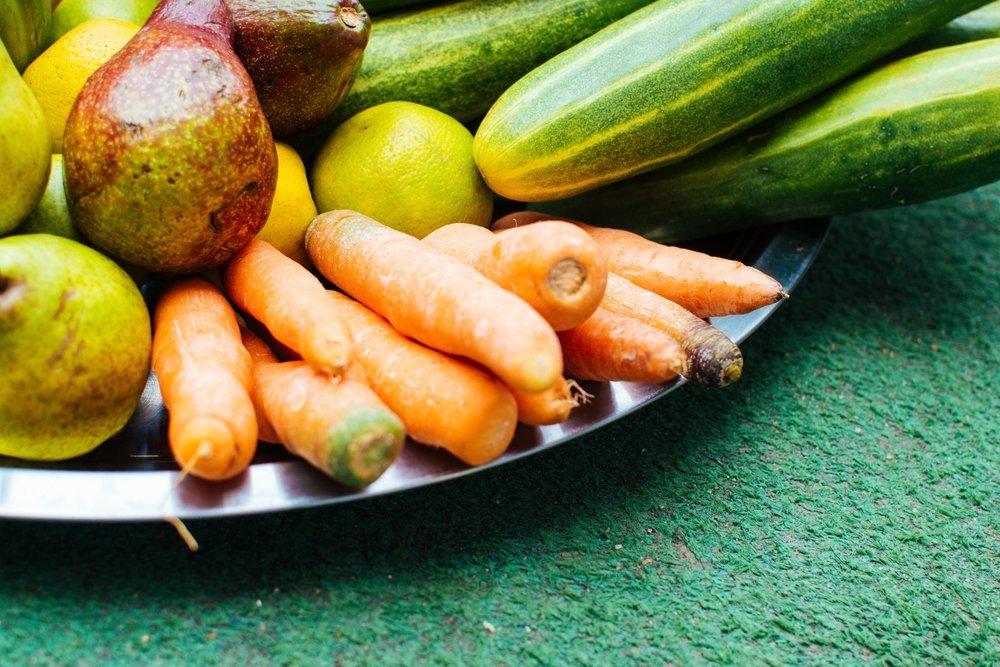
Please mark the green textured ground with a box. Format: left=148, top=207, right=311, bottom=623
left=0, top=184, right=997, bottom=666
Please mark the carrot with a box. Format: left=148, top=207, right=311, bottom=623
left=493, top=210, right=787, bottom=317
left=558, top=306, right=687, bottom=384
left=241, top=327, right=405, bottom=488
left=507, top=375, right=588, bottom=426
left=325, top=290, right=518, bottom=465
left=305, top=210, right=564, bottom=395
left=223, top=238, right=352, bottom=377
left=330, top=284, right=574, bottom=430
left=421, top=221, right=607, bottom=331
left=151, top=277, right=258, bottom=481
left=601, top=273, right=743, bottom=388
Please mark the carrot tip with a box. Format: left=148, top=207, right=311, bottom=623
left=171, top=416, right=242, bottom=481
left=566, top=378, right=593, bottom=406
left=522, top=353, right=563, bottom=394
left=303, top=330, right=353, bottom=378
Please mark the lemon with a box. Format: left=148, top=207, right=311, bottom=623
left=311, top=101, right=493, bottom=239
left=254, top=142, right=319, bottom=266
left=47, top=0, right=158, bottom=47
left=22, top=17, right=139, bottom=153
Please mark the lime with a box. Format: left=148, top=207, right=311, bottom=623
left=311, top=101, right=493, bottom=239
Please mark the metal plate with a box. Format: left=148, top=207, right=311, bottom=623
left=0, top=218, right=830, bottom=522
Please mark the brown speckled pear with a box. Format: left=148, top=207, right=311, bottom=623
left=62, top=0, right=277, bottom=274
left=0, top=234, right=151, bottom=461
left=226, top=0, right=370, bottom=138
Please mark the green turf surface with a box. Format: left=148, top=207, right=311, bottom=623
left=0, top=184, right=997, bottom=665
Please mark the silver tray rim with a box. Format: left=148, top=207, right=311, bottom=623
left=0, top=218, right=830, bottom=523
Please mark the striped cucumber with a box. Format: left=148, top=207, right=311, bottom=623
left=532, top=39, right=1000, bottom=242
left=358, top=0, right=438, bottom=14
left=291, top=0, right=656, bottom=156
left=897, top=0, right=1000, bottom=55
left=473, top=0, right=993, bottom=202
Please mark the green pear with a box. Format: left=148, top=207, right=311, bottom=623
left=47, top=0, right=160, bottom=48
left=0, top=234, right=152, bottom=461
left=0, top=0, right=51, bottom=72
left=16, top=154, right=85, bottom=242
left=0, top=38, right=51, bottom=236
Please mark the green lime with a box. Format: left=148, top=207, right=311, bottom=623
left=311, top=101, right=493, bottom=239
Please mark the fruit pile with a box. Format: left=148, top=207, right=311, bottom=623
left=2, top=0, right=999, bottom=489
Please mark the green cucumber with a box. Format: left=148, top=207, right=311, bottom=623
left=897, top=0, right=1000, bottom=54
left=291, top=0, right=657, bottom=156
left=532, top=39, right=1000, bottom=243
left=358, top=0, right=438, bottom=14
left=473, top=0, right=993, bottom=202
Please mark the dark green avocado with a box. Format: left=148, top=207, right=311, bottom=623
left=228, top=0, right=371, bottom=138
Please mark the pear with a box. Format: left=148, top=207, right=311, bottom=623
left=16, top=154, right=85, bottom=242
left=63, top=0, right=278, bottom=274
left=0, top=234, right=151, bottom=462
left=0, top=0, right=51, bottom=72
left=47, top=0, right=160, bottom=47
left=227, top=0, right=371, bottom=138
left=0, top=38, right=51, bottom=236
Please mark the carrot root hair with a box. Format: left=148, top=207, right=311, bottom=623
left=510, top=376, right=591, bottom=426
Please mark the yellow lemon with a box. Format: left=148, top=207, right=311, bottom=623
left=22, top=17, right=139, bottom=153
left=311, top=101, right=493, bottom=239
left=254, top=142, right=319, bottom=266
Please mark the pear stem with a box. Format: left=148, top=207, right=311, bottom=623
left=146, top=0, right=234, bottom=44
left=339, top=6, right=362, bottom=29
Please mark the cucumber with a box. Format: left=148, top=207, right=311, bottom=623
left=897, top=0, right=1000, bottom=55
left=473, top=0, right=993, bottom=202
left=358, top=0, right=439, bottom=14
left=532, top=39, right=1000, bottom=243
left=291, top=0, right=656, bottom=156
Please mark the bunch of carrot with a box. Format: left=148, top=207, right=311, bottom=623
left=149, top=208, right=787, bottom=486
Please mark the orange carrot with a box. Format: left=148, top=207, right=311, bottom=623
left=601, top=273, right=743, bottom=387
left=241, top=328, right=405, bottom=488
left=421, top=221, right=607, bottom=331
left=330, top=286, right=575, bottom=430
left=558, top=306, right=687, bottom=384
left=151, top=277, right=257, bottom=481
left=507, top=375, right=587, bottom=426
left=493, top=210, right=787, bottom=317
left=325, top=291, right=518, bottom=465
left=223, top=238, right=352, bottom=377
left=305, top=210, right=564, bottom=395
